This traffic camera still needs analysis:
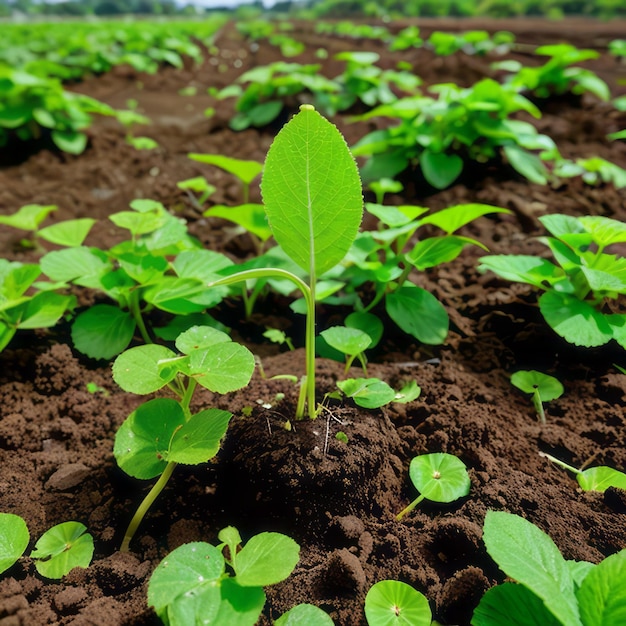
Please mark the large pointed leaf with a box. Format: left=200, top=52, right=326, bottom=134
left=261, top=105, right=362, bottom=277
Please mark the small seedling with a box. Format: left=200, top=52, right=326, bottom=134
left=396, top=452, right=471, bottom=521
left=336, top=378, right=420, bottom=410
left=320, top=326, right=372, bottom=374
left=112, top=325, right=255, bottom=550
left=365, top=580, right=432, bottom=626
left=0, top=514, right=93, bottom=579
left=208, top=105, right=363, bottom=420
left=148, top=526, right=300, bottom=625
left=510, top=370, right=563, bottom=424
left=473, top=510, right=626, bottom=626
left=539, top=451, right=626, bottom=492
left=263, top=328, right=295, bottom=351
left=176, top=176, right=216, bottom=208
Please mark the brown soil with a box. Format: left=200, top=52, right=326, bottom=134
left=1, top=16, right=626, bottom=626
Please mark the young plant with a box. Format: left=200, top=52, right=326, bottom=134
left=539, top=451, right=626, bottom=492
left=510, top=370, right=564, bottom=424
left=396, top=452, right=471, bottom=521
left=112, top=325, right=256, bottom=550
left=208, top=104, right=363, bottom=420
left=478, top=213, right=626, bottom=350
left=492, top=43, right=610, bottom=101
left=472, top=510, right=626, bottom=626
left=176, top=176, right=217, bottom=209
left=147, top=526, right=301, bottom=625
left=365, top=580, right=431, bottom=626
left=340, top=202, right=510, bottom=345
left=351, top=78, right=555, bottom=189
left=552, top=156, right=626, bottom=189
left=336, top=377, right=420, bottom=410
left=0, top=513, right=93, bottom=579
left=428, top=30, right=514, bottom=56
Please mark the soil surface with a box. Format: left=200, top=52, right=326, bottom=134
left=1, top=16, right=626, bottom=626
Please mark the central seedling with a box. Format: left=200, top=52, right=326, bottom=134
left=209, top=104, right=363, bottom=419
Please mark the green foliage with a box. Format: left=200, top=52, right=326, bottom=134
left=478, top=214, right=626, bottom=349
left=275, top=603, right=335, bottom=625
left=510, top=370, right=564, bottom=423
left=396, top=453, right=471, bottom=520
left=473, top=511, right=626, bottom=626
left=0, top=513, right=29, bottom=575
left=31, top=522, right=94, bottom=579
left=427, top=30, right=515, bottom=56
left=339, top=203, right=509, bottom=344
left=552, top=157, right=626, bottom=189
left=351, top=79, right=553, bottom=188
left=365, top=580, right=432, bottom=626
left=493, top=44, right=610, bottom=101
left=112, top=326, right=255, bottom=549
left=148, top=528, right=300, bottom=626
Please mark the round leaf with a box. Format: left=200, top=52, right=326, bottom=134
left=72, top=305, right=136, bottom=360
left=320, top=326, right=372, bottom=356
left=420, top=150, right=463, bottom=190
left=346, top=311, right=384, bottom=348
left=510, top=370, right=564, bottom=402
left=234, top=532, right=300, bottom=587
left=112, top=344, right=178, bottom=394
left=408, top=453, right=470, bottom=503
left=168, top=409, right=232, bottom=465
left=276, top=604, right=335, bottom=626
left=0, top=513, right=29, bottom=575
left=577, top=467, right=626, bottom=492
left=31, top=522, right=93, bottom=579
left=175, top=325, right=231, bottom=354
left=364, top=580, right=431, bottom=626
left=337, top=377, right=396, bottom=409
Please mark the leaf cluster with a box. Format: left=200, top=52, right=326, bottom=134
left=479, top=213, right=626, bottom=348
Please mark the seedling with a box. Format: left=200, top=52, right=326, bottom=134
left=479, top=214, right=626, bottom=350
left=208, top=105, right=363, bottom=419
left=148, top=526, right=300, bottom=625
left=510, top=370, right=564, bottom=424
left=0, top=513, right=93, bottom=579
left=336, top=378, right=420, bottom=410
left=320, top=326, right=372, bottom=374
left=539, top=451, right=626, bottom=492
left=112, top=325, right=255, bottom=550
left=396, top=452, right=471, bottom=521
left=263, top=328, right=295, bottom=351
left=176, top=176, right=217, bottom=208
left=473, top=510, right=626, bottom=626
left=365, top=580, right=431, bottom=626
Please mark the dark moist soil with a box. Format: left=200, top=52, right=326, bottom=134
left=1, top=16, right=626, bottom=626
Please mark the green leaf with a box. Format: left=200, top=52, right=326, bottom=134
left=418, top=204, right=509, bottom=234
left=478, top=255, right=561, bottom=288
left=510, top=370, right=564, bottom=402
left=261, top=105, right=362, bottom=277
left=181, top=342, right=256, bottom=394
left=168, top=409, right=232, bottom=465
left=188, top=154, right=263, bottom=186
left=109, top=209, right=166, bottom=236
left=578, top=216, right=626, bottom=247
left=539, top=291, right=613, bottom=347
left=37, top=218, right=96, bottom=247
left=210, top=578, right=266, bottom=626
left=386, top=285, right=448, bottom=345
left=71, top=305, right=136, bottom=360
left=51, top=129, right=88, bottom=155
left=420, top=150, right=463, bottom=189
left=320, top=326, right=371, bottom=356
left=0, top=513, right=29, bottom=575
left=16, top=291, right=74, bottom=329
left=112, top=344, right=178, bottom=394
left=409, top=453, right=470, bottom=503
left=577, top=467, right=626, bottom=492
left=31, top=522, right=93, bottom=579
left=175, top=325, right=231, bottom=353
left=234, top=532, right=300, bottom=587
left=40, top=247, right=109, bottom=285
left=407, top=236, right=472, bottom=270
left=0, top=204, right=56, bottom=231
left=113, top=398, right=184, bottom=479
left=345, top=311, right=384, bottom=349
left=578, top=550, right=626, bottom=626
left=503, top=145, right=548, bottom=184
left=364, top=580, right=431, bottom=626
left=482, top=511, right=581, bottom=626
left=147, top=542, right=225, bottom=612
left=275, top=604, right=335, bottom=626
left=203, top=204, right=273, bottom=242
left=393, top=380, right=421, bottom=404
left=337, top=377, right=396, bottom=409
left=472, top=583, right=563, bottom=626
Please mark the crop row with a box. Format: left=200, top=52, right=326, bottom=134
left=1, top=103, right=626, bottom=624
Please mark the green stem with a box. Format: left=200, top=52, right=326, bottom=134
left=129, top=291, right=151, bottom=345
left=539, top=451, right=581, bottom=475
left=396, top=494, right=425, bottom=521
left=120, top=461, right=177, bottom=552
left=209, top=268, right=317, bottom=419
left=532, top=389, right=546, bottom=424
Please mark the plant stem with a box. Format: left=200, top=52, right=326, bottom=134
left=128, top=292, right=151, bottom=345
left=120, top=461, right=177, bottom=552
left=209, top=268, right=317, bottom=418
left=395, top=494, right=425, bottom=521
left=539, top=451, right=581, bottom=475
left=532, top=389, right=546, bottom=424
